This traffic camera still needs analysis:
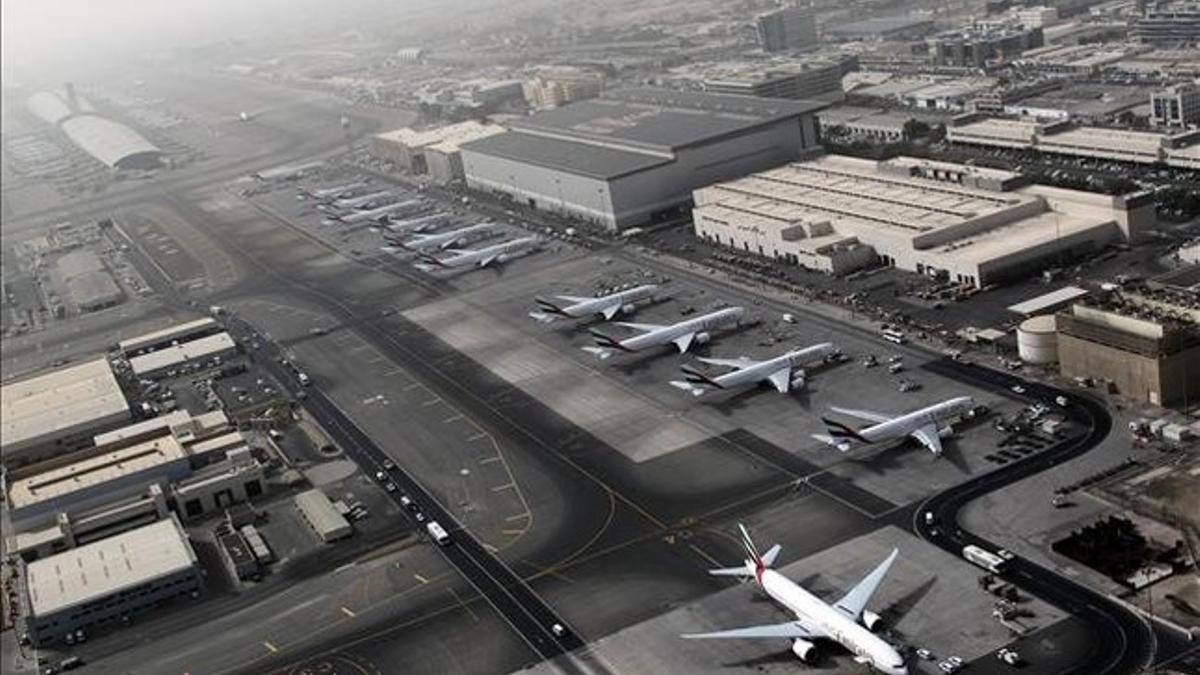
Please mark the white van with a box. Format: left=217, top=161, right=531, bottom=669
left=426, top=521, right=451, bottom=546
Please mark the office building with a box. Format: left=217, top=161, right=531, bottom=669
left=1057, top=295, right=1200, bottom=406
left=1, top=359, right=131, bottom=467
left=1151, top=82, right=1200, bottom=128
left=929, top=25, right=1045, bottom=67
left=758, top=6, right=819, bottom=52
left=692, top=155, right=1155, bottom=287
left=24, top=515, right=203, bottom=646
left=1131, top=2, right=1200, bottom=47
left=699, top=57, right=856, bottom=102
left=460, top=88, right=823, bottom=231
left=523, top=68, right=605, bottom=110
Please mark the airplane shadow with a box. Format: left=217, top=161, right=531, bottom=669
left=881, top=576, right=937, bottom=628
left=704, top=384, right=814, bottom=416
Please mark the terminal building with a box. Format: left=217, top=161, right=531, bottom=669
left=460, top=88, right=824, bottom=231
left=1057, top=294, right=1200, bottom=407
left=691, top=154, right=1155, bottom=287
left=24, top=515, right=203, bottom=646
left=1, top=359, right=131, bottom=468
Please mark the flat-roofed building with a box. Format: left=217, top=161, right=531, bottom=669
left=128, top=332, right=237, bottom=379
left=24, top=515, right=202, bottom=646
left=692, top=154, right=1153, bottom=287
left=55, top=250, right=122, bottom=312
left=370, top=120, right=506, bottom=175
left=118, top=317, right=220, bottom=357
left=699, top=58, right=853, bottom=102
left=1151, top=82, right=1200, bottom=128
left=461, top=88, right=824, bottom=231
left=817, top=107, right=915, bottom=142
left=295, top=489, right=352, bottom=543
left=948, top=115, right=1200, bottom=165
left=1131, top=2, right=1200, bottom=47
left=523, top=68, right=605, bottom=110
left=1, top=359, right=131, bottom=467
left=947, top=117, right=1047, bottom=147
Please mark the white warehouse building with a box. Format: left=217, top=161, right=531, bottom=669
left=693, top=155, right=1157, bottom=288
left=460, top=88, right=825, bottom=231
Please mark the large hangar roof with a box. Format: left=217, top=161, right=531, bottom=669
left=1, top=359, right=130, bottom=455
left=59, top=114, right=161, bottom=170
left=462, top=131, right=672, bottom=179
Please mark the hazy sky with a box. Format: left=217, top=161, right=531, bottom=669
left=2, top=0, right=360, bottom=78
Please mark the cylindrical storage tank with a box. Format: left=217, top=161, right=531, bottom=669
left=1018, top=314, right=1058, bottom=364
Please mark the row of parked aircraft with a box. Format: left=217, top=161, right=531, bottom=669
left=530, top=285, right=974, bottom=457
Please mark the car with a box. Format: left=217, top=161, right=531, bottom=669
left=60, top=657, right=83, bottom=671
left=550, top=623, right=568, bottom=637
left=414, top=511, right=427, bottom=523
left=74, top=628, right=86, bottom=643
left=938, top=658, right=963, bottom=673
left=382, top=459, right=395, bottom=470
left=888, top=362, right=904, bottom=374
left=1011, top=385, right=1026, bottom=394
left=375, top=471, right=387, bottom=481
left=399, top=495, right=417, bottom=511
left=916, top=648, right=934, bottom=660
left=385, top=482, right=398, bottom=493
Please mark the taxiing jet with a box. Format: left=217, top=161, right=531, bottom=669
left=384, top=213, right=449, bottom=236
left=670, top=343, right=835, bottom=396
left=414, top=236, right=540, bottom=271
left=681, top=524, right=908, bottom=675
left=584, top=307, right=744, bottom=360
left=530, top=284, right=659, bottom=323
left=813, top=395, right=974, bottom=456
left=319, top=190, right=394, bottom=212
left=325, top=200, right=422, bottom=227
left=386, top=223, right=494, bottom=253
left=299, top=180, right=367, bottom=200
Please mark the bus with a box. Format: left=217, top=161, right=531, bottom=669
left=882, top=327, right=907, bottom=344
left=963, top=545, right=1008, bottom=573
left=426, top=521, right=452, bottom=546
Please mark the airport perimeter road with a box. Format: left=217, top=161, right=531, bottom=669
left=913, top=359, right=1168, bottom=675
left=223, top=314, right=589, bottom=669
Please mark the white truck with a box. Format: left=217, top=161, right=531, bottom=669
left=426, top=521, right=451, bottom=546
left=964, top=544, right=1009, bottom=574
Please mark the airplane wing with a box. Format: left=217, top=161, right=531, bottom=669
left=478, top=254, right=501, bottom=267
left=909, top=423, right=944, bottom=455
left=554, top=294, right=591, bottom=304
left=766, top=368, right=793, bottom=393
left=829, top=406, right=892, bottom=424
left=672, top=332, right=696, bottom=353
left=834, top=548, right=899, bottom=622
left=615, top=321, right=666, bottom=333
left=696, top=356, right=757, bottom=370
left=682, top=621, right=815, bottom=641
left=600, top=302, right=623, bottom=320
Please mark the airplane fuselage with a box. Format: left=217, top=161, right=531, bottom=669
left=709, top=343, right=833, bottom=389
left=305, top=181, right=367, bottom=200
left=553, top=285, right=658, bottom=318
left=758, top=571, right=907, bottom=675
left=623, top=307, right=744, bottom=351
left=431, top=237, right=539, bottom=268
left=859, top=396, right=973, bottom=444
left=397, top=223, right=493, bottom=252
left=335, top=200, right=421, bottom=226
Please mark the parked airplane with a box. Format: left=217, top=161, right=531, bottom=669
left=324, top=200, right=422, bottom=227
left=584, top=307, right=745, bottom=360
left=681, top=524, right=908, bottom=675
left=670, top=343, right=835, bottom=396
left=813, top=395, right=975, bottom=456
left=318, top=190, right=394, bottom=212
left=530, top=284, right=659, bottom=323
left=414, top=236, right=540, bottom=271
left=299, top=180, right=367, bottom=200
left=384, top=213, right=449, bottom=236
left=386, top=223, right=494, bottom=253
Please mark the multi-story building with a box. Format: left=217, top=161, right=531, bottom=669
left=523, top=69, right=605, bottom=110
left=1151, top=82, right=1200, bottom=127
left=948, top=116, right=1200, bottom=168
left=1131, top=2, right=1200, bottom=47
left=1017, top=5, right=1060, bottom=27
left=1057, top=295, right=1200, bottom=407
left=757, top=5, right=819, bottom=52
left=929, top=25, right=1045, bottom=67
left=700, top=57, right=856, bottom=101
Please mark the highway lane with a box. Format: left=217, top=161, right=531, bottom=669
left=220, top=312, right=593, bottom=672
left=915, top=359, right=1159, bottom=674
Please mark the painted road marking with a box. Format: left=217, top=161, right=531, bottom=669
left=340, top=606, right=357, bottom=618
left=479, top=455, right=502, bottom=465
left=466, top=432, right=487, bottom=442
left=263, top=641, right=279, bottom=654
left=414, top=574, right=428, bottom=584
left=506, top=513, right=530, bottom=522
left=491, top=483, right=515, bottom=492
left=442, top=414, right=463, bottom=424
left=402, top=383, right=421, bottom=391
left=420, top=397, right=441, bottom=407
left=502, top=529, right=525, bottom=535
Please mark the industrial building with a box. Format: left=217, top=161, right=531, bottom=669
left=24, top=515, right=203, bottom=646
left=694, top=57, right=854, bottom=102
left=460, top=88, right=824, bottom=231
left=26, top=89, right=162, bottom=171
left=816, top=107, right=914, bottom=142
left=947, top=116, right=1200, bottom=168
left=1, top=359, right=131, bottom=468
left=850, top=74, right=999, bottom=111
left=295, top=489, right=352, bottom=543
left=1130, top=2, right=1200, bottom=47
left=1151, top=82, right=1200, bottom=128
left=757, top=5, right=819, bottom=52
left=1057, top=295, right=1200, bottom=407
left=522, top=68, right=605, bottom=110
left=118, top=317, right=221, bottom=357
left=691, top=154, right=1154, bottom=287
left=824, top=16, right=935, bottom=41
left=128, top=331, right=237, bottom=378
left=55, top=250, right=122, bottom=312
left=1016, top=6, right=1060, bottom=28
left=370, top=121, right=506, bottom=182
left=928, top=25, right=1045, bottom=67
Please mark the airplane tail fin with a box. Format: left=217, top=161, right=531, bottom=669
left=587, top=328, right=631, bottom=352
left=679, top=363, right=724, bottom=390
left=534, top=296, right=567, bottom=316
left=821, top=416, right=869, bottom=444
left=709, top=524, right=781, bottom=582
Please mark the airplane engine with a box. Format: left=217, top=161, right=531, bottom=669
left=791, top=639, right=816, bottom=662
left=619, top=303, right=637, bottom=315
left=694, top=332, right=711, bottom=345
left=938, top=425, right=953, bottom=438
left=861, top=610, right=883, bottom=632
left=789, top=370, right=807, bottom=390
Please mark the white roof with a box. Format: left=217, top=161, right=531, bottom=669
left=375, top=121, right=505, bottom=151
left=295, top=489, right=351, bottom=536
left=26, top=516, right=197, bottom=617
left=1, top=359, right=130, bottom=454
left=128, top=332, right=236, bottom=376
left=118, top=318, right=218, bottom=353
left=1008, top=286, right=1089, bottom=315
